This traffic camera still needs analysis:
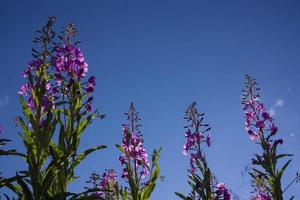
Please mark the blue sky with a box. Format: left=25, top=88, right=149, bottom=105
left=1, top=0, right=300, bottom=199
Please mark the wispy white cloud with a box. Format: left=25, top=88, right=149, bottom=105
left=290, top=132, right=295, bottom=138
left=275, top=99, right=284, bottom=107
left=0, top=96, right=10, bottom=108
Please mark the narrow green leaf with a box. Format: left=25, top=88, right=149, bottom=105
left=16, top=174, right=33, bottom=200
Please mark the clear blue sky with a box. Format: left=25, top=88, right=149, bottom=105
left=0, top=0, right=300, bottom=199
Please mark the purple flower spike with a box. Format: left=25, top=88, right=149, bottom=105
left=119, top=127, right=149, bottom=179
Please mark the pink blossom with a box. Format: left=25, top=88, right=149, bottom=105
left=18, top=83, right=30, bottom=96
left=119, top=127, right=149, bottom=179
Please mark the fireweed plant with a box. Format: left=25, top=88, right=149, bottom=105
left=175, top=102, right=231, bottom=200
left=83, top=103, right=161, bottom=200
left=242, top=75, right=297, bottom=200
left=115, top=103, right=161, bottom=200
left=1, top=17, right=106, bottom=199
left=91, top=103, right=160, bottom=200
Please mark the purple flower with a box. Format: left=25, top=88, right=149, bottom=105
left=85, top=85, right=94, bottom=93
left=216, top=182, right=226, bottom=192
left=206, top=134, right=211, bottom=147
left=18, top=83, right=30, bottom=96
left=256, top=121, right=265, bottom=129
left=97, top=169, right=117, bottom=198
left=27, top=96, right=35, bottom=110
left=45, top=83, right=51, bottom=91
left=189, top=152, right=201, bottom=173
left=38, top=120, right=46, bottom=128
left=119, top=127, right=149, bottom=179
left=274, top=139, right=283, bottom=145
left=121, top=168, right=128, bottom=179
left=88, top=76, right=96, bottom=86
left=54, top=45, right=89, bottom=78
left=248, top=130, right=259, bottom=141
left=251, top=193, right=272, bottom=200
left=215, top=182, right=231, bottom=200
left=262, top=112, right=271, bottom=121
left=52, top=87, right=59, bottom=94
left=183, top=130, right=206, bottom=172
left=183, top=129, right=204, bottom=156
left=100, top=169, right=117, bottom=188
left=55, top=73, right=63, bottom=86
left=85, top=76, right=96, bottom=93
left=85, top=103, right=93, bottom=112
left=257, top=103, right=265, bottom=113
left=270, top=123, right=278, bottom=135
left=41, top=95, right=55, bottom=110
left=21, top=60, right=43, bottom=78
left=243, top=98, right=279, bottom=142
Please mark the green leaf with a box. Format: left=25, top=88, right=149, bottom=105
left=0, top=149, right=25, bottom=157
left=19, top=96, right=33, bottom=122
left=141, top=182, right=155, bottom=200
left=40, top=160, right=64, bottom=197
left=16, top=173, right=33, bottom=200
left=276, top=154, right=293, bottom=160
left=175, top=192, right=188, bottom=200
left=116, top=144, right=125, bottom=154
left=278, top=159, right=292, bottom=179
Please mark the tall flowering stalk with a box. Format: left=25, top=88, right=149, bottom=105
left=2, top=17, right=106, bottom=199
left=48, top=22, right=106, bottom=198
left=242, top=75, right=294, bottom=200
left=176, top=102, right=231, bottom=200
left=13, top=17, right=62, bottom=199
left=116, top=103, right=161, bottom=200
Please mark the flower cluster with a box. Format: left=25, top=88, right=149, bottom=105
left=21, top=59, right=43, bottom=78
left=214, top=182, right=231, bottom=200
left=53, top=44, right=95, bottom=112
left=250, top=193, right=272, bottom=200
left=54, top=45, right=88, bottom=79
left=183, top=129, right=211, bottom=155
left=183, top=102, right=211, bottom=173
left=96, top=169, right=117, bottom=198
left=19, top=59, right=56, bottom=112
left=243, top=99, right=278, bottom=141
left=119, top=127, right=149, bottom=179
left=19, top=45, right=95, bottom=117
left=183, top=129, right=211, bottom=173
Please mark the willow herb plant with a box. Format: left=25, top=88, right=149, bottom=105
left=1, top=17, right=106, bottom=199
left=49, top=20, right=106, bottom=198
left=83, top=103, right=161, bottom=200
left=114, top=103, right=160, bottom=200
left=242, top=75, right=295, bottom=200
left=89, top=103, right=160, bottom=200
left=175, top=102, right=231, bottom=200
